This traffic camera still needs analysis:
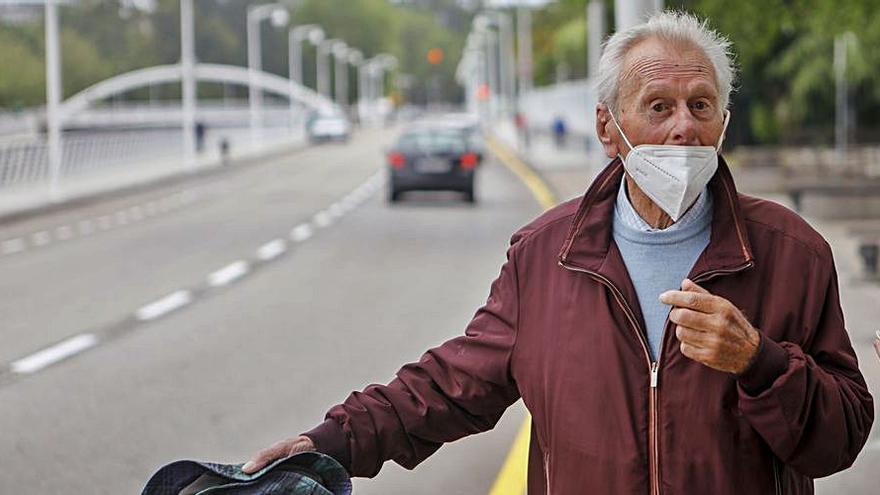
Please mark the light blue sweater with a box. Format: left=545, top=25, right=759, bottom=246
left=612, top=178, right=713, bottom=361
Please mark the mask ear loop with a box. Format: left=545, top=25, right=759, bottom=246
left=715, top=110, right=731, bottom=152
left=607, top=107, right=637, bottom=154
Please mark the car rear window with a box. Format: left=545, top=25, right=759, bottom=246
left=397, top=130, right=467, bottom=154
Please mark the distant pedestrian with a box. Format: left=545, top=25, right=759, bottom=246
left=552, top=115, right=567, bottom=148
left=514, top=112, right=530, bottom=150
left=195, top=122, right=206, bottom=153
left=219, top=137, right=230, bottom=166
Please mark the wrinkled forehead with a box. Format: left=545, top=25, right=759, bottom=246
left=618, top=36, right=719, bottom=102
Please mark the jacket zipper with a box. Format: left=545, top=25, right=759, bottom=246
left=558, top=261, right=658, bottom=493
left=559, top=259, right=754, bottom=495
left=772, top=456, right=783, bottom=495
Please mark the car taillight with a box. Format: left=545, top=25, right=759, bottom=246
left=460, top=152, right=478, bottom=170
left=389, top=152, right=406, bottom=169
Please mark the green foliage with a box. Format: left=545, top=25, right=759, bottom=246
left=0, top=0, right=468, bottom=109
left=529, top=0, right=880, bottom=143
left=0, top=27, right=45, bottom=107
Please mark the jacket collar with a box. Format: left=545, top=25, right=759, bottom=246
left=558, top=156, right=754, bottom=278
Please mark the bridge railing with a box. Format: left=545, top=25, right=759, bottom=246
left=0, top=125, right=303, bottom=193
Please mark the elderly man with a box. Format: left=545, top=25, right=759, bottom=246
left=244, top=11, right=873, bottom=493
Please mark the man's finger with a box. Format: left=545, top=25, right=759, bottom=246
left=682, top=278, right=710, bottom=294
left=675, top=325, right=711, bottom=348
left=669, top=308, right=715, bottom=332
left=242, top=444, right=286, bottom=474
left=659, top=290, right=716, bottom=313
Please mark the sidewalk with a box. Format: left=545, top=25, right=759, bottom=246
left=496, top=127, right=880, bottom=493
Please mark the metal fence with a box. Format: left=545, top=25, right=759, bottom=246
left=0, top=126, right=303, bottom=191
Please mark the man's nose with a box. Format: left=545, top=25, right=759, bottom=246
left=667, top=107, right=699, bottom=145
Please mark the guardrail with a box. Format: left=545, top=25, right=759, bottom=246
left=0, top=126, right=304, bottom=191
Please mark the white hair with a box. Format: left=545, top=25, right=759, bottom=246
left=596, top=11, right=736, bottom=111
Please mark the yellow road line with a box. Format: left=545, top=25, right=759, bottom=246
left=485, top=135, right=559, bottom=494
left=488, top=417, right=532, bottom=495
left=486, top=137, right=558, bottom=211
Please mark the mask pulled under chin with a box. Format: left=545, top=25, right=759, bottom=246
left=609, top=109, right=729, bottom=222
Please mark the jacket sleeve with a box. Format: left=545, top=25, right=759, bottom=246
left=736, top=257, right=874, bottom=478
left=303, top=240, right=523, bottom=477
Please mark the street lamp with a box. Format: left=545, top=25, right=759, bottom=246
left=288, top=24, right=324, bottom=87
left=247, top=2, right=289, bottom=145
left=473, top=16, right=500, bottom=116
left=317, top=38, right=343, bottom=100
left=347, top=49, right=363, bottom=119
left=181, top=0, right=196, bottom=170
left=288, top=24, right=324, bottom=125
left=475, top=11, right=515, bottom=116
left=364, top=54, right=397, bottom=124
left=332, top=41, right=349, bottom=109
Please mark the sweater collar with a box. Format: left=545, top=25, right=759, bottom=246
left=613, top=176, right=713, bottom=245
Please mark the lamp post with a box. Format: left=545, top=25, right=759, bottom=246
left=615, top=0, right=662, bottom=31
left=247, top=3, right=289, bottom=145
left=364, top=54, right=397, bottom=124
left=587, top=0, right=605, bottom=78
left=317, top=38, right=343, bottom=100
left=180, top=0, right=196, bottom=170
left=516, top=7, right=533, bottom=95
left=347, top=49, right=363, bottom=121
left=288, top=24, right=324, bottom=125
left=473, top=16, right=499, bottom=117
left=42, top=0, right=65, bottom=200
left=332, top=41, right=348, bottom=109
left=476, top=11, right=514, bottom=116
left=289, top=24, right=324, bottom=88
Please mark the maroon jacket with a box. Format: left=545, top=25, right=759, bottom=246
left=306, top=158, right=874, bottom=494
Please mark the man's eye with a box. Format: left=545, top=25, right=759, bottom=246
left=651, top=103, right=667, bottom=112
left=692, top=101, right=708, bottom=110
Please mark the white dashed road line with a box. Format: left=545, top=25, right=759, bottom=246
left=257, top=239, right=287, bottom=261
left=312, top=211, right=333, bottom=228
left=1, top=238, right=25, bottom=255
left=1, top=171, right=386, bottom=379
left=135, top=290, right=193, bottom=321
left=290, top=223, right=314, bottom=242
left=207, top=261, right=249, bottom=288
left=55, top=225, right=73, bottom=241
left=10, top=333, right=99, bottom=375
left=32, top=230, right=51, bottom=246
left=78, top=220, right=94, bottom=236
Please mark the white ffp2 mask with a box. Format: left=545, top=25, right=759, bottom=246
left=609, top=109, right=729, bottom=222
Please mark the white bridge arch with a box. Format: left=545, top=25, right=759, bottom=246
left=59, top=63, right=337, bottom=120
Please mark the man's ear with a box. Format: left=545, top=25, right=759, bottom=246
left=596, top=103, right=620, bottom=159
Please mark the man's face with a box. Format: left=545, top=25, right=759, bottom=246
left=597, top=36, right=727, bottom=158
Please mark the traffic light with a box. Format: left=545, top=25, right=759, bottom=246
left=427, top=47, right=444, bottom=65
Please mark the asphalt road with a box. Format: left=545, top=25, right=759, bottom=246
left=0, top=127, right=537, bottom=493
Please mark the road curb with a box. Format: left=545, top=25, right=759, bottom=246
left=486, top=135, right=559, bottom=210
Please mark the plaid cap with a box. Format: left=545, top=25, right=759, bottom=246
left=141, top=451, right=352, bottom=495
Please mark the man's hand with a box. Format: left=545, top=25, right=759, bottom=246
left=659, top=279, right=760, bottom=374
left=241, top=435, right=316, bottom=474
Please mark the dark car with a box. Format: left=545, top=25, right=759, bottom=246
left=387, top=126, right=481, bottom=203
